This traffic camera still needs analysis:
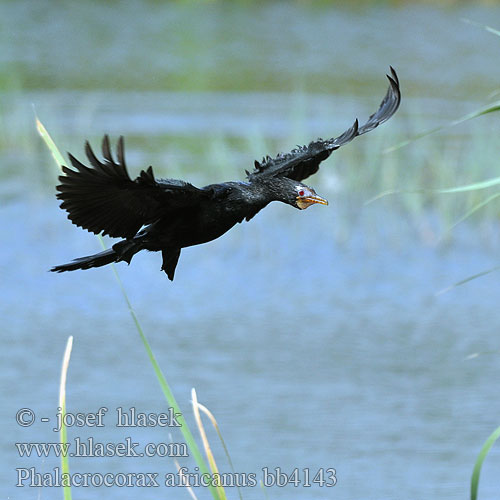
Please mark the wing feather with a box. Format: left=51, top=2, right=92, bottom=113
left=56, top=135, right=211, bottom=239
left=247, top=67, right=401, bottom=182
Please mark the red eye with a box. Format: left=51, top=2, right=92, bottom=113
left=298, top=190, right=305, bottom=196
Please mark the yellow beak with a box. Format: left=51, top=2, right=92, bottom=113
left=296, top=195, right=329, bottom=209
left=304, top=195, right=328, bottom=206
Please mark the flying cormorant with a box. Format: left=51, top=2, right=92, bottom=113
left=51, top=68, right=400, bottom=280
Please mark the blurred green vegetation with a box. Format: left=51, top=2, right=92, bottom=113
left=3, top=0, right=500, bottom=242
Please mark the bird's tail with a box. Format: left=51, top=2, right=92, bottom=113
left=50, top=239, right=140, bottom=273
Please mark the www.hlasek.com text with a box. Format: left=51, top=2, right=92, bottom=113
left=16, top=437, right=188, bottom=458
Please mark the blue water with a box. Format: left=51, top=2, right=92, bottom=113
left=3, top=196, right=500, bottom=499
left=3, top=2, right=500, bottom=499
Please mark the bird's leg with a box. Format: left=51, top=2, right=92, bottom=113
left=112, top=239, right=140, bottom=265
left=161, top=249, right=181, bottom=281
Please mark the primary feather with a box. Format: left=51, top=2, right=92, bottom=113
left=57, top=136, right=212, bottom=239
left=247, top=67, right=400, bottom=182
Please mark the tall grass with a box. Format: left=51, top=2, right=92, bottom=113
left=37, top=117, right=222, bottom=500
left=471, top=426, right=500, bottom=500
left=393, top=21, right=500, bottom=498
left=58, top=336, right=73, bottom=500
left=369, top=75, right=500, bottom=288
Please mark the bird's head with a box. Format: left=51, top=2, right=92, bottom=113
left=258, top=176, right=329, bottom=210
left=274, top=178, right=328, bottom=209
left=293, top=183, right=329, bottom=210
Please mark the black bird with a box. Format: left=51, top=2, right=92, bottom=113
left=51, top=68, right=400, bottom=280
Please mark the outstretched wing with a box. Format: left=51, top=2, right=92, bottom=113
left=247, top=67, right=401, bottom=183
left=56, top=135, right=212, bottom=239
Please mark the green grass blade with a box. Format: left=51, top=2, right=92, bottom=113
left=259, top=479, right=270, bottom=500
left=433, top=177, right=500, bottom=194
left=385, top=101, right=500, bottom=153
left=466, top=350, right=500, bottom=360
left=445, top=192, right=500, bottom=233
left=191, top=389, right=226, bottom=500
left=195, top=398, right=243, bottom=500
left=367, top=176, right=500, bottom=205
left=437, top=265, right=500, bottom=295
left=105, top=254, right=217, bottom=497
left=462, top=18, right=500, bottom=38
left=37, top=119, right=218, bottom=499
left=471, top=425, right=500, bottom=500
left=59, top=336, right=73, bottom=500
left=35, top=113, right=66, bottom=170
left=365, top=188, right=425, bottom=205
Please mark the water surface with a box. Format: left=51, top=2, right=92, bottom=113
left=2, top=2, right=500, bottom=499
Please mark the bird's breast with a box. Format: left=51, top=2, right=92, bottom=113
left=174, top=203, right=245, bottom=248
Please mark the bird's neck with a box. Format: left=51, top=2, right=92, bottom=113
left=244, top=178, right=289, bottom=204
left=252, top=177, right=299, bottom=207
left=231, top=183, right=272, bottom=214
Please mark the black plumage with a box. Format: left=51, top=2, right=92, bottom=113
left=51, top=68, right=401, bottom=280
